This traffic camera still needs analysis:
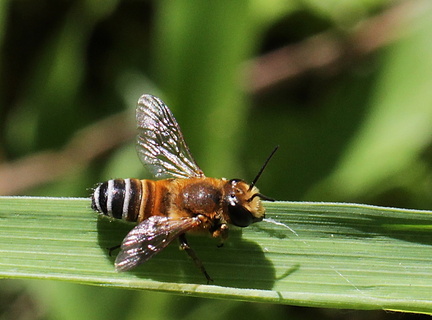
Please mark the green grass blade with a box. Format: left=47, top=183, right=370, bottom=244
left=0, top=196, right=431, bottom=313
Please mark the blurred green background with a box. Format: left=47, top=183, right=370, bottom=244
left=1, top=0, right=432, bottom=319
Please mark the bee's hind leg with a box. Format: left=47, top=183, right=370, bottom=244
left=179, top=234, right=213, bottom=284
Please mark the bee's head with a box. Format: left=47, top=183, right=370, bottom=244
left=223, top=146, right=278, bottom=227
left=224, top=179, right=272, bottom=227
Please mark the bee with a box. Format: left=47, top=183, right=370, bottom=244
left=91, top=94, right=276, bottom=283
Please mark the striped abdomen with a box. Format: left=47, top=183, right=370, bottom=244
left=91, top=178, right=148, bottom=222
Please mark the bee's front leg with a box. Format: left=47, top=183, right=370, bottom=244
left=211, top=223, right=229, bottom=247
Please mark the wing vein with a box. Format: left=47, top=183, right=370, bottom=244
left=136, top=94, right=204, bottom=179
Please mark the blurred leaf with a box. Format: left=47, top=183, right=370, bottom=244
left=250, top=0, right=298, bottom=29
left=309, top=5, right=432, bottom=200
left=10, top=1, right=119, bottom=152
left=100, top=142, right=145, bottom=181
left=26, top=280, right=136, bottom=320
left=152, top=0, right=257, bottom=177
left=0, top=196, right=431, bottom=314
left=303, top=0, right=386, bottom=26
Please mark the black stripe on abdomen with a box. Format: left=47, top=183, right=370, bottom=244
left=91, top=178, right=142, bottom=222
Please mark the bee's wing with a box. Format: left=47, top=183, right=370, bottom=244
left=115, top=215, right=201, bottom=272
left=136, top=94, right=205, bottom=179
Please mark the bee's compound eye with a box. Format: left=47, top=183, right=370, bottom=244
left=227, top=204, right=254, bottom=227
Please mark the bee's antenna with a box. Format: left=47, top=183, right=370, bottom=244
left=248, top=145, right=279, bottom=191
left=247, top=193, right=275, bottom=202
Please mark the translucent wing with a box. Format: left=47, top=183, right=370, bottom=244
left=115, top=216, right=201, bottom=272
left=136, top=94, right=204, bottom=179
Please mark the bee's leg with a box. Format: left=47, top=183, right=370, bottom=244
left=211, top=223, right=229, bottom=248
left=107, top=244, right=121, bottom=256
left=179, top=234, right=213, bottom=284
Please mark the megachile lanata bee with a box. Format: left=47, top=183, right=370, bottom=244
left=91, top=94, right=276, bottom=283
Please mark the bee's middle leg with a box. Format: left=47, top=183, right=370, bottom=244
left=179, top=234, right=213, bottom=284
